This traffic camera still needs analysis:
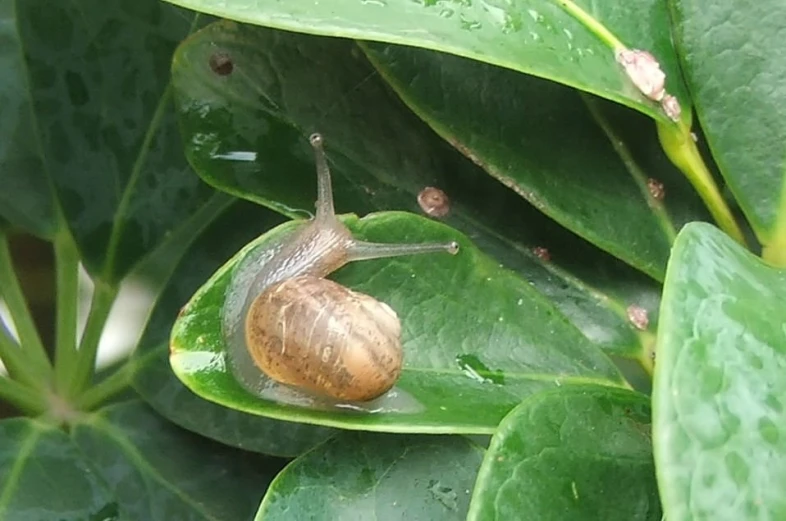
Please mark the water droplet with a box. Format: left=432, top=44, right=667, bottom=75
left=428, top=480, right=458, bottom=511
left=759, top=417, right=779, bottom=445
left=527, top=9, right=542, bottom=22
left=360, top=0, right=387, bottom=5
left=459, top=15, right=482, bottom=31
left=529, top=31, right=541, bottom=42
left=516, top=298, right=523, bottom=305
left=563, top=28, right=573, bottom=40
left=439, top=8, right=455, bottom=18
left=456, top=354, right=505, bottom=384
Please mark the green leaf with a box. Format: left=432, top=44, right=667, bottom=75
left=0, top=401, right=283, bottom=520
left=72, top=401, right=284, bottom=521
left=171, top=211, right=624, bottom=433
left=133, top=201, right=336, bottom=457
left=257, top=432, right=484, bottom=520
left=173, top=20, right=662, bottom=360
left=363, top=42, right=710, bottom=279
left=653, top=222, right=786, bottom=521
left=468, top=385, right=660, bottom=521
left=0, top=0, right=58, bottom=239
left=10, top=0, right=216, bottom=281
left=162, top=0, right=688, bottom=122
left=669, top=0, right=786, bottom=263
left=0, top=418, right=115, bottom=521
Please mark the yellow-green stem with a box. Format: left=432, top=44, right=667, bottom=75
left=657, top=121, right=747, bottom=246
left=0, top=231, right=53, bottom=389
left=66, top=283, right=117, bottom=399
left=0, top=375, right=47, bottom=415
left=76, top=359, right=134, bottom=411
left=53, top=232, right=81, bottom=394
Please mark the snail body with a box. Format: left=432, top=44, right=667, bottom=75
left=222, top=133, right=458, bottom=406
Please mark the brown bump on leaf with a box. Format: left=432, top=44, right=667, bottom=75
left=615, top=49, right=666, bottom=101
left=209, top=52, right=234, bottom=76
left=532, top=246, right=551, bottom=262
left=647, top=178, right=665, bottom=201
left=627, top=305, right=649, bottom=331
left=661, top=94, right=682, bottom=122
left=417, top=186, right=451, bottom=218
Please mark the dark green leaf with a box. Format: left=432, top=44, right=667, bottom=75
left=171, top=212, right=624, bottom=432
left=0, top=0, right=58, bottom=238
left=0, top=418, right=115, bottom=521
left=670, top=0, right=786, bottom=260
left=653, top=222, right=786, bottom=521
left=72, top=400, right=284, bottom=521
left=133, top=201, right=336, bottom=456
left=469, top=385, right=660, bottom=520
left=173, top=20, right=662, bottom=359
left=11, top=0, right=216, bottom=281
left=163, top=0, right=688, bottom=121
left=364, top=42, right=709, bottom=279
left=258, top=432, right=484, bottom=520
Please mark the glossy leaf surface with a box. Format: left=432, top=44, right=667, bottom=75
left=162, top=0, right=689, bottom=121
left=133, top=201, right=337, bottom=456
left=5, top=0, right=215, bottom=281
left=258, top=432, right=483, bottom=520
left=653, top=222, right=786, bottom=521
left=0, top=0, right=58, bottom=238
left=0, top=418, right=114, bottom=520
left=172, top=20, right=662, bottom=360
left=670, top=0, right=786, bottom=259
left=468, top=385, right=660, bottom=520
left=170, top=212, right=624, bottom=432
left=364, top=42, right=709, bottom=279
left=0, top=401, right=281, bottom=520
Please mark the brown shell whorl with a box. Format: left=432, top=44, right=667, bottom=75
left=244, top=275, right=403, bottom=402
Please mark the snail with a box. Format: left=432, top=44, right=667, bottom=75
left=222, top=133, right=459, bottom=408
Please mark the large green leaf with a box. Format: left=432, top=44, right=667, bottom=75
left=364, top=42, right=709, bottom=279
left=172, top=20, right=663, bottom=361
left=669, top=0, right=786, bottom=263
left=72, top=401, right=283, bottom=521
left=0, top=401, right=279, bottom=520
left=0, top=418, right=114, bottom=521
left=0, top=0, right=58, bottom=239
left=258, top=432, right=484, bottom=520
left=170, top=212, right=624, bottom=432
left=9, top=0, right=216, bottom=281
left=162, top=0, right=689, bottom=121
left=468, top=385, right=660, bottom=520
left=133, top=201, right=337, bottom=457
left=653, top=222, right=786, bottom=521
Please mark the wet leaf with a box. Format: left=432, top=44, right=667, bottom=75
left=170, top=212, right=624, bottom=432
left=162, top=0, right=689, bottom=121
left=469, top=385, right=660, bottom=521
left=653, top=222, right=786, bottom=520
left=0, top=418, right=114, bottom=521
left=133, top=202, right=337, bottom=457
left=363, top=42, right=709, bottom=279
left=670, top=0, right=786, bottom=262
left=258, top=432, right=483, bottom=520
left=8, top=0, right=216, bottom=281
left=172, top=20, right=661, bottom=360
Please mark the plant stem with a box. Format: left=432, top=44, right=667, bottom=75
left=75, top=359, right=134, bottom=411
left=0, top=375, right=47, bottom=415
left=0, top=231, right=53, bottom=389
left=0, top=324, right=35, bottom=387
left=53, top=232, right=81, bottom=394
left=66, top=282, right=117, bottom=399
left=657, top=121, right=748, bottom=246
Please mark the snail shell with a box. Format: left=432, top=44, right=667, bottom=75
left=222, top=133, right=458, bottom=406
left=246, top=275, right=402, bottom=401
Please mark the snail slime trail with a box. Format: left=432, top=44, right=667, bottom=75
left=222, top=133, right=459, bottom=413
